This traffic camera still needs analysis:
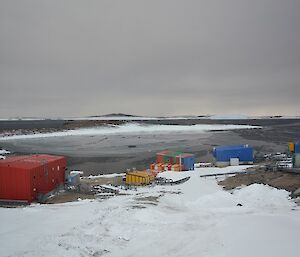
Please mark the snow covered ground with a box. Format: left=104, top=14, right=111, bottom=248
left=0, top=149, right=10, bottom=155
left=0, top=123, right=259, bottom=140
left=0, top=149, right=10, bottom=159
left=1, top=166, right=299, bottom=257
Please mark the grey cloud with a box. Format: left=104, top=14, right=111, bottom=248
left=0, top=0, right=299, bottom=117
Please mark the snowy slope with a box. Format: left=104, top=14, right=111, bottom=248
left=0, top=166, right=299, bottom=257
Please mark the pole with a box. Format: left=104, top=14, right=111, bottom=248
left=179, top=155, right=182, bottom=171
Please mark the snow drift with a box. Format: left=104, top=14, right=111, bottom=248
left=0, top=123, right=260, bottom=140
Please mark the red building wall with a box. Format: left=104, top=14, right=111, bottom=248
left=0, top=155, right=66, bottom=202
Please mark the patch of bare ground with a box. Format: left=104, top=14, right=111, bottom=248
left=132, top=196, right=161, bottom=208
left=135, top=196, right=160, bottom=203
left=63, top=120, right=126, bottom=130
left=80, top=176, right=124, bottom=186
left=45, top=192, right=95, bottom=204
left=219, top=168, right=300, bottom=197
left=46, top=176, right=125, bottom=204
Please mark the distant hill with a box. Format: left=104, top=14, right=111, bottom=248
left=89, top=113, right=139, bottom=118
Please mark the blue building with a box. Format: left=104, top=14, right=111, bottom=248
left=213, top=145, right=254, bottom=166
left=295, top=143, right=300, bottom=153
left=179, top=153, right=195, bottom=171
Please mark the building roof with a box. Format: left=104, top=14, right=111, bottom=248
left=0, top=155, right=65, bottom=169
left=157, top=150, right=182, bottom=155
left=214, top=145, right=251, bottom=151
left=156, top=150, right=194, bottom=157
left=179, top=153, right=194, bottom=158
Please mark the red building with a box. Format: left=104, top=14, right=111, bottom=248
left=0, top=155, right=66, bottom=202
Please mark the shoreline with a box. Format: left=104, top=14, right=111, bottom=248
left=1, top=119, right=300, bottom=175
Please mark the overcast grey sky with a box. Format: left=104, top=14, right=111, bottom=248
left=0, top=0, right=299, bottom=118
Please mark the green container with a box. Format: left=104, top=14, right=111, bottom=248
left=294, top=153, right=300, bottom=168
left=162, top=151, right=183, bottom=164
left=163, top=155, right=169, bottom=164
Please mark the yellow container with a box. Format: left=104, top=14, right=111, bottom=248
left=288, top=142, right=295, bottom=152
left=171, top=164, right=183, bottom=171
left=125, top=171, right=154, bottom=186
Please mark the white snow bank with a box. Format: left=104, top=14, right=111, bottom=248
left=233, top=183, right=293, bottom=208
left=194, top=162, right=212, bottom=168
left=0, top=149, right=10, bottom=154
left=0, top=123, right=260, bottom=140
left=153, top=166, right=294, bottom=211
left=157, top=170, right=192, bottom=180
left=209, top=114, right=250, bottom=120
left=86, top=173, right=126, bottom=179
left=0, top=149, right=10, bottom=159
left=181, top=183, right=294, bottom=210
left=196, top=165, right=254, bottom=176
left=157, top=165, right=254, bottom=181
left=70, top=170, right=84, bottom=176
